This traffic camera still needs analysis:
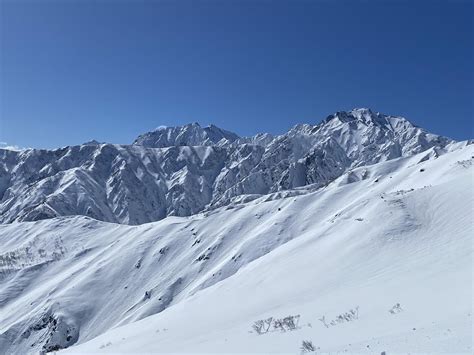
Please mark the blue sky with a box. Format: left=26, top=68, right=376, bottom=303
left=1, top=0, right=472, bottom=149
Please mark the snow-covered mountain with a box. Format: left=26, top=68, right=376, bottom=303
left=133, top=122, right=240, bottom=148
left=0, top=109, right=453, bottom=225
left=0, top=141, right=472, bottom=354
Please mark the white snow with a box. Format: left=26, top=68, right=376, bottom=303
left=1, top=143, right=472, bottom=354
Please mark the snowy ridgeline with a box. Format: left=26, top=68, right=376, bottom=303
left=0, top=143, right=472, bottom=354
left=0, top=108, right=455, bottom=225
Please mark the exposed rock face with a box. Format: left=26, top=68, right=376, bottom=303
left=0, top=108, right=452, bottom=224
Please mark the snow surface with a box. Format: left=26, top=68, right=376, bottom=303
left=1, top=142, right=472, bottom=354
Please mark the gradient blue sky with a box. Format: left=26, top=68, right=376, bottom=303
left=1, top=0, right=472, bottom=149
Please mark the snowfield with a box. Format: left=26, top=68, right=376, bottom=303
left=1, top=140, right=472, bottom=354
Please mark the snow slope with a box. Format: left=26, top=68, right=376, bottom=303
left=1, top=142, right=472, bottom=354
left=0, top=109, right=453, bottom=225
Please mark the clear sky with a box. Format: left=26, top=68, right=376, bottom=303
left=1, top=0, right=472, bottom=149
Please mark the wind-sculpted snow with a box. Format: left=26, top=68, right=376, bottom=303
left=0, top=144, right=472, bottom=354
left=0, top=109, right=453, bottom=225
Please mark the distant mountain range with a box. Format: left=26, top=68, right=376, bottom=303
left=0, top=108, right=453, bottom=225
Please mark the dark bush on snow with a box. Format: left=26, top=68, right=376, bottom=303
left=252, top=314, right=300, bottom=334
left=300, top=340, right=316, bottom=353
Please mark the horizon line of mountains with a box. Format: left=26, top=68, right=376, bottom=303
left=0, top=108, right=464, bottom=225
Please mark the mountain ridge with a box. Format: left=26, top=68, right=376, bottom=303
left=0, top=109, right=454, bottom=225
left=133, top=122, right=240, bottom=148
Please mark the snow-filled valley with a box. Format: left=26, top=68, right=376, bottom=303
left=0, top=110, right=473, bottom=354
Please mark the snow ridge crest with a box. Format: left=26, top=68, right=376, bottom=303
left=0, top=108, right=453, bottom=225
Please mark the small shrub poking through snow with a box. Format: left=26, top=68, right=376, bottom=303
left=252, top=315, right=300, bottom=335
left=300, top=340, right=316, bottom=353
left=318, top=306, right=359, bottom=328
left=275, top=315, right=300, bottom=332
left=252, top=318, right=272, bottom=335
left=389, top=303, right=403, bottom=314
left=99, top=341, right=112, bottom=349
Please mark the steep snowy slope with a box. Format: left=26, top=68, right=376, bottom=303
left=0, top=109, right=453, bottom=225
left=0, top=143, right=472, bottom=354
left=0, top=144, right=229, bottom=224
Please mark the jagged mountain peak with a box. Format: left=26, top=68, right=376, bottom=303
left=322, top=107, right=417, bottom=131
left=324, top=107, right=385, bottom=124
left=132, top=108, right=425, bottom=150
left=83, top=139, right=102, bottom=146
left=133, top=122, right=239, bottom=148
